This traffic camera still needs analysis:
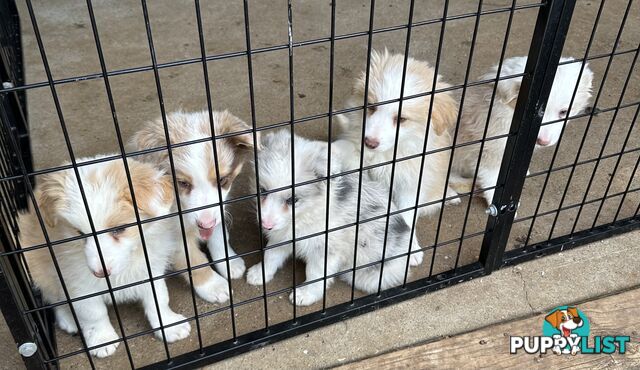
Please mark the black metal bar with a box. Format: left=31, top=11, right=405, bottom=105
left=613, top=107, right=640, bottom=223
left=84, top=0, right=173, bottom=360
left=423, top=0, right=449, bottom=279
left=137, top=263, right=485, bottom=370
left=193, top=0, right=239, bottom=343
left=349, top=0, right=376, bottom=303
left=2, top=0, right=639, bottom=368
left=502, top=216, right=640, bottom=267
left=591, top=78, right=640, bottom=226
left=321, top=0, right=337, bottom=312
left=0, top=266, right=51, bottom=369
left=479, top=0, right=578, bottom=273
left=454, top=0, right=516, bottom=271
left=25, top=0, right=137, bottom=365
left=241, top=0, right=271, bottom=331
left=379, top=0, right=416, bottom=294
left=0, top=3, right=547, bottom=95
left=286, top=0, right=298, bottom=320
left=546, top=0, right=634, bottom=241
left=523, top=0, right=607, bottom=246
left=138, top=0, right=205, bottom=352
left=571, top=42, right=640, bottom=233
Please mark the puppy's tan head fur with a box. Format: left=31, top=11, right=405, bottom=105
left=129, top=110, right=258, bottom=190
left=351, top=49, right=458, bottom=151
left=34, top=157, right=172, bottom=234
left=129, top=110, right=258, bottom=236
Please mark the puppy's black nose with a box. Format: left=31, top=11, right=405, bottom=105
left=364, top=137, right=379, bottom=149
left=573, top=317, right=582, bottom=324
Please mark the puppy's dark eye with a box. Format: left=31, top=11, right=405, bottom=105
left=111, top=228, right=126, bottom=237
left=177, top=180, right=192, bottom=190
left=559, top=109, right=568, bottom=117
left=218, top=176, right=229, bottom=188
left=286, top=196, right=299, bottom=205
left=367, top=106, right=377, bottom=115
left=395, top=116, right=407, bottom=124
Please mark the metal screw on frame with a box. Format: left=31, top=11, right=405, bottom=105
left=485, top=204, right=498, bottom=217
left=18, top=342, right=37, bottom=357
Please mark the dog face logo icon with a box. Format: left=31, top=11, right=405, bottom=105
left=545, top=307, right=584, bottom=337
left=542, top=306, right=590, bottom=355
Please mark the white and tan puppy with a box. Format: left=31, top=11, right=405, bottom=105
left=450, top=56, right=593, bottom=204
left=21, top=156, right=190, bottom=358
left=129, top=110, right=258, bottom=304
left=335, top=49, right=459, bottom=229
left=246, top=130, right=419, bottom=306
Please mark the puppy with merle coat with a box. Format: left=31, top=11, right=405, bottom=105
left=245, top=130, right=422, bottom=306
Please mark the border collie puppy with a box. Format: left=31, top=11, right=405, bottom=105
left=129, top=110, right=258, bottom=304
left=20, top=156, right=190, bottom=358
left=450, top=56, right=593, bottom=204
left=245, top=130, right=420, bottom=306
left=335, top=49, right=459, bottom=230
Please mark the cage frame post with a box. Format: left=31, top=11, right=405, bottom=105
left=0, top=1, right=53, bottom=368
left=478, top=0, right=578, bottom=273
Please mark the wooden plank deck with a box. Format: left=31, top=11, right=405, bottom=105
left=336, top=288, right=640, bottom=369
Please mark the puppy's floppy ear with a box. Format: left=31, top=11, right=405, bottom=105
left=567, top=307, right=579, bottom=318
left=430, top=92, right=458, bottom=136
left=125, top=160, right=173, bottom=218
left=545, top=310, right=563, bottom=329
left=307, top=141, right=330, bottom=179
left=496, top=77, right=521, bottom=107
left=578, top=64, right=594, bottom=94
left=128, top=118, right=170, bottom=166
left=35, top=171, right=69, bottom=228
left=129, top=118, right=166, bottom=150
left=217, top=110, right=260, bottom=150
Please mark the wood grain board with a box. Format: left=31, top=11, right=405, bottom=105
left=336, top=288, right=640, bottom=369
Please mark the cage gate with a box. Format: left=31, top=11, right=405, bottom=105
left=1, top=0, right=639, bottom=368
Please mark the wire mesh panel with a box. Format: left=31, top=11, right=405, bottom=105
left=0, top=0, right=638, bottom=369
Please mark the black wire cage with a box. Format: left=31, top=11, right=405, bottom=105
left=1, top=0, right=639, bottom=368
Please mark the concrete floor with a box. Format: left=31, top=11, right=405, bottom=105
left=3, top=0, right=639, bottom=368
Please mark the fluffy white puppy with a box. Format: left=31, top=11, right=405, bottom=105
left=335, top=49, right=459, bottom=229
left=450, top=56, right=594, bottom=204
left=245, top=130, right=421, bottom=306
left=20, top=156, right=190, bottom=358
left=130, top=110, right=257, bottom=304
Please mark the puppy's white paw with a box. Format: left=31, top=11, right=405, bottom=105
left=194, top=275, right=230, bottom=304
left=289, top=286, right=321, bottom=306
left=56, top=309, right=78, bottom=334
left=445, top=197, right=462, bottom=206
left=85, top=325, right=119, bottom=358
left=246, top=263, right=273, bottom=286
left=409, top=250, right=424, bottom=266
left=158, top=313, right=191, bottom=343
left=218, top=257, right=246, bottom=280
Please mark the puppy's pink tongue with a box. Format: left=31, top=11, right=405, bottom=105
left=199, top=228, right=214, bottom=240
